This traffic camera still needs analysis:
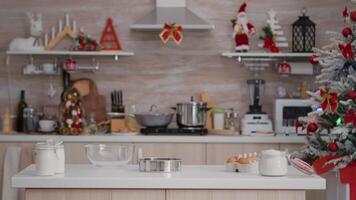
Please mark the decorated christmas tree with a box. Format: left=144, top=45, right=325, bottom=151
left=259, top=9, right=288, bottom=52
left=60, top=88, right=84, bottom=135
left=295, top=3, right=356, bottom=197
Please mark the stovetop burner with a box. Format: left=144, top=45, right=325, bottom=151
left=141, top=127, right=208, bottom=136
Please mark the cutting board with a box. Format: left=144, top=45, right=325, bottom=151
left=69, top=79, right=107, bottom=123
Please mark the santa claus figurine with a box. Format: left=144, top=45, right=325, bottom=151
left=231, top=2, right=255, bottom=52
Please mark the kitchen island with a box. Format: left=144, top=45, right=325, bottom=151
left=13, top=164, right=325, bottom=200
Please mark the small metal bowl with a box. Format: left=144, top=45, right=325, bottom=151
left=139, top=157, right=182, bottom=172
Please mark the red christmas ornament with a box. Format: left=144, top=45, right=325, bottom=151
left=309, top=54, right=319, bottom=65
left=307, top=122, right=318, bottom=133
left=347, top=90, right=356, bottom=100
left=270, top=44, right=280, bottom=53
left=100, top=18, right=122, bottom=50
left=344, top=108, right=356, bottom=127
left=351, top=10, right=356, bottom=21
left=160, top=23, right=183, bottom=45
left=328, top=141, right=339, bottom=152
left=342, top=27, right=352, bottom=38
left=279, top=61, right=291, bottom=76
left=320, top=88, right=339, bottom=113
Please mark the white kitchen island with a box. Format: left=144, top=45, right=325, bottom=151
left=13, top=164, right=325, bottom=200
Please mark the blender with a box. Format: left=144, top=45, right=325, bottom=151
left=241, top=79, right=273, bottom=135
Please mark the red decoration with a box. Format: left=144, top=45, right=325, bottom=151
left=320, top=88, right=339, bottom=113
left=232, top=2, right=255, bottom=51
left=328, top=141, right=339, bottom=152
left=344, top=108, right=356, bottom=127
left=313, top=155, right=341, bottom=175
left=309, top=54, right=319, bottom=65
left=343, top=7, right=349, bottom=18
left=307, top=122, right=318, bottom=133
left=64, top=58, right=77, bottom=71
left=278, top=61, right=291, bottom=76
left=159, top=23, right=183, bottom=45
left=100, top=18, right=122, bottom=51
left=347, top=91, right=356, bottom=100
left=339, top=43, right=354, bottom=59
left=351, top=10, right=356, bottom=21
left=342, top=27, right=353, bottom=38
left=339, top=162, right=356, bottom=200
left=75, top=33, right=100, bottom=51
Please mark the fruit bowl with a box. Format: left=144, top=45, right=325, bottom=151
left=84, top=144, right=134, bottom=167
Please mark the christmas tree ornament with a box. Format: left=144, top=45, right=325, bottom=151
left=258, top=9, right=288, bottom=51
left=64, top=58, right=77, bottom=71
left=100, top=18, right=122, bottom=50
left=347, top=90, right=356, bottom=100
left=278, top=61, right=291, bottom=76
left=309, top=54, right=319, bottom=65
left=342, top=27, right=353, bottom=37
left=339, top=43, right=354, bottom=59
left=292, top=8, right=316, bottom=52
left=231, top=2, right=255, bottom=52
left=159, top=23, right=183, bottom=45
left=307, top=122, right=318, bottom=133
left=328, top=141, right=339, bottom=152
left=343, top=7, right=349, bottom=20
left=344, top=108, right=356, bottom=126
left=320, top=88, right=338, bottom=113
left=351, top=10, right=356, bottom=21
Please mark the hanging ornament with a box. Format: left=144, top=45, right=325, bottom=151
left=350, top=10, right=356, bottom=22
left=344, top=108, right=356, bottom=127
left=343, top=7, right=349, bottom=19
left=309, top=54, right=318, bottom=65
left=64, top=58, right=77, bottom=71
left=339, top=43, right=354, bottom=60
left=347, top=90, right=356, bottom=100
left=278, top=61, right=291, bottom=76
left=342, top=27, right=353, bottom=38
left=159, top=23, right=183, bottom=45
left=328, top=141, right=339, bottom=152
left=320, top=88, right=338, bottom=113
left=307, top=122, right=318, bottom=133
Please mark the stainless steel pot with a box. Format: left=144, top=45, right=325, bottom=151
left=175, top=97, right=208, bottom=128
left=139, top=157, right=181, bottom=172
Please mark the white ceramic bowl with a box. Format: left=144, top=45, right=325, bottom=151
left=84, top=144, right=134, bottom=167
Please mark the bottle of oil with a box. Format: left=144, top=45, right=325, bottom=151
left=16, top=90, right=28, bottom=132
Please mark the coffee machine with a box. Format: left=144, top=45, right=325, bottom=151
left=241, top=79, right=273, bottom=135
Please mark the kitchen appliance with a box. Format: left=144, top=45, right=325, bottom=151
left=274, top=99, right=313, bottom=135
left=84, top=144, right=134, bottom=167
left=176, top=96, right=209, bottom=128
left=141, top=127, right=208, bottom=135
left=135, top=105, right=173, bottom=128
left=23, top=106, right=39, bottom=133
left=241, top=79, right=273, bottom=135
left=259, top=149, right=288, bottom=176
left=139, top=157, right=181, bottom=172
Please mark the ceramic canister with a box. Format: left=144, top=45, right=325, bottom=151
left=35, top=142, right=55, bottom=176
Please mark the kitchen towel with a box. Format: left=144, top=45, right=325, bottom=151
left=2, top=146, right=21, bottom=200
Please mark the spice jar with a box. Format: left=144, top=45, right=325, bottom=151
left=213, top=108, right=225, bottom=130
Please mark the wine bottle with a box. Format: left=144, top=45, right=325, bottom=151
left=16, top=90, right=28, bottom=132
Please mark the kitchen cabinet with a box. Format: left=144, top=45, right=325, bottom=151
left=166, top=190, right=305, bottom=200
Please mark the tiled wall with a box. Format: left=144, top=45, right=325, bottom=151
left=0, top=0, right=345, bottom=118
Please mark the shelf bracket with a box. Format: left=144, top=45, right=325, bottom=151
left=5, top=55, right=10, bottom=65
left=114, top=55, right=119, bottom=61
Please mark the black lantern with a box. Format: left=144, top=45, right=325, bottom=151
left=292, top=9, right=316, bottom=52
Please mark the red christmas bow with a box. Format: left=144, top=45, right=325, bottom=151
left=339, top=43, right=354, bottom=59
left=263, top=36, right=279, bottom=53
left=344, top=108, right=356, bottom=127
left=159, top=23, right=183, bottom=45
left=320, top=88, right=339, bottom=113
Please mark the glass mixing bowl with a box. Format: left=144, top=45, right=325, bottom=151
left=84, top=144, right=134, bottom=167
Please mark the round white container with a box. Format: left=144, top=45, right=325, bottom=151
left=213, top=109, right=225, bottom=130
left=35, top=143, right=55, bottom=176
left=54, top=144, right=65, bottom=174
left=259, top=149, right=288, bottom=176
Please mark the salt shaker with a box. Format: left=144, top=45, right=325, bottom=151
left=35, top=142, right=55, bottom=176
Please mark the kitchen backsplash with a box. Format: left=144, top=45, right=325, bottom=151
left=0, top=0, right=344, bottom=117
